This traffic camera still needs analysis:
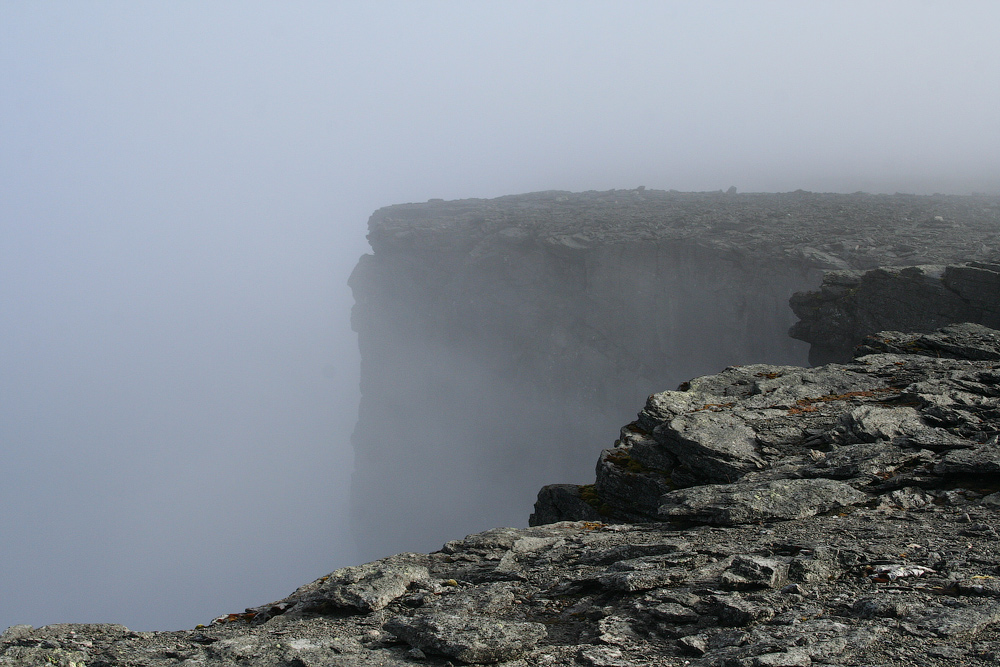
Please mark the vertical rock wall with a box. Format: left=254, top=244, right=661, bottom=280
left=790, top=262, right=1000, bottom=364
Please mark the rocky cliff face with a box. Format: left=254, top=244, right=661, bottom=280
left=7, top=324, right=1000, bottom=666
left=531, top=321, right=1000, bottom=527
left=349, top=189, right=1000, bottom=559
left=790, top=262, right=1000, bottom=365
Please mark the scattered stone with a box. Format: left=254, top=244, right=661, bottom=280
left=927, top=644, right=968, bottom=659
left=0, top=625, right=34, bottom=643
left=852, top=596, right=916, bottom=619
left=275, top=554, right=429, bottom=614
left=721, top=555, right=790, bottom=590
left=596, top=616, right=641, bottom=646
left=752, top=648, right=813, bottom=666
left=677, top=633, right=709, bottom=656
left=713, top=595, right=775, bottom=626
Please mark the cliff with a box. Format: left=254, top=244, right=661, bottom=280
left=6, top=324, right=1000, bottom=666
left=790, top=262, right=1000, bottom=365
left=349, top=189, right=1000, bottom=558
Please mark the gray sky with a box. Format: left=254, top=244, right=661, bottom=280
left=1, top=1, right=998, bottom=631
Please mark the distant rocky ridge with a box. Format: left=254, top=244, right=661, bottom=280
left=349, top=189, right=1000, bottom=559
left=5, top=323, right=1000, bottom=666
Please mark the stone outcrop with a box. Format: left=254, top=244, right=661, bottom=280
left=6, top=325, right=1000, bottom=666
left=790, top=262, right=1000, bottom=364
left=531, top=322, right=1000, bottom=527
left=349, top=189, right=1000, bottom=559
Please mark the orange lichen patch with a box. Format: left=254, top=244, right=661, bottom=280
left=212, top=610, right=257, bottom=625
left=784, top=388, right=895, bottom=414
left=694, top=402, right=736, bottom=412
left=623, top=420, right=652, bottom=436
left=581, top=521, right=606, bottom=531
left=755, top=371, right=782, bottom=379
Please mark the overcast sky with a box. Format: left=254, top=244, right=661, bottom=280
left=1, top=1, right=998, bottom=631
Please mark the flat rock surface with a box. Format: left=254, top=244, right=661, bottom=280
left=367, top=189, right=1000, bottom=269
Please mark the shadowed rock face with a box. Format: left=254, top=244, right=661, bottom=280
left=7, top=325, right=1000, bottom=667
left=349, top=189, right=1000, bottom=559
left=790, top=262, right=1000, bottom=364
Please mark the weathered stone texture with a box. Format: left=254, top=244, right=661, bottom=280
left=533, top=322, right=1000, bottom=529
left=790, top=262, right=1000, bottom=364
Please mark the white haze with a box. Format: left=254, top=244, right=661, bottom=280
left=0, top=1, right=997, bottom=630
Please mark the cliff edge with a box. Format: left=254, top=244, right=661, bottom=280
left=350, top=189, right=1000, bottom=558
left=5, top=324, right=1000, bottom=666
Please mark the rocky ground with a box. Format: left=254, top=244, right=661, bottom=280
left=4, top=323, right=999, bottom=666
left=366, top=189, right=1000, bottom=270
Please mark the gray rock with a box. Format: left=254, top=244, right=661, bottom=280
left=934, top=445, right=1000, bottom=476
left=655, top=411, right=765, bottom=484
left=596, top=615, right=641, bottom=646
left=0, top=645, right=90, bottom=666
left=909, top=604, right=1000, bottom=637
left=677, top=633, right=709, bottom=655
left=577, top=645, right=632, bottom=667
left=529, top=484, right=603, bottom=526
left=852, top=596, right=916, bottom=619
left=385, top=613, right=546, bottom=664
left=278, top=554, right=429, bottom=613
left=790, top=264, right=1000, bottom=364
left=0, top=625, right=34, bottom=643
left=648, top=602, right=700, bottom=624
left=721, top=555, right=790, bottom=590
left=752, top=648, right=813, bottom=666
left=599, top=569, right=682, bottom=593
left=713, top=595, right=775, bottom=626
left=858, top=321, right=1000, bottom=361
left=659, top=478, right=868, bottom=526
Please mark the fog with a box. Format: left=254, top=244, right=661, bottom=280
left=1, top=2, right=998, bottom=631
